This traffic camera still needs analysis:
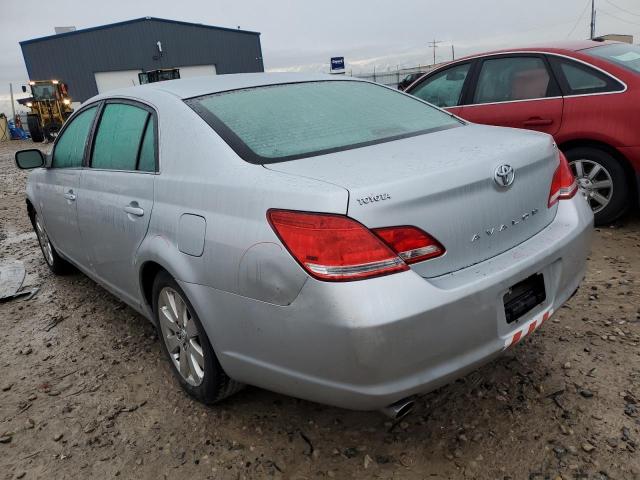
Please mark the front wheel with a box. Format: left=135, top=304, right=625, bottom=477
left=33, top=213, right=71, bottom=274
left=565, top=147, right=630, bottom=226
left=153, top=271, right=243, bottom=404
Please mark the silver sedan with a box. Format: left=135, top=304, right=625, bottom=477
left=15, top=74, right=593, bottom=416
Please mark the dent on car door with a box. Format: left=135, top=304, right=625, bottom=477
left=460, top=55, right=564, bottom=135
left=407, top=62, right=472, bottom=116
left=77, top=101, right=157, bottom=306
left=39, top=105, right=98, bottom=265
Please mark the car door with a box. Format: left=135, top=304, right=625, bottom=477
left=460, top=54, right=564, bottom=135
left=77, top=100, right=157, bottom=306
left=406, top=62, right=473, bottom=116
left=38, top=105, right=99, bottom=265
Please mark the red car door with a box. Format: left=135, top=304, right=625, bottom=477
left=459, top=54, right=564, bottom=136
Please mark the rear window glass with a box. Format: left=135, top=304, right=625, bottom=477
left=585, top=43, right=640, bottom=74
left=187, top=81, right=461, bottom=163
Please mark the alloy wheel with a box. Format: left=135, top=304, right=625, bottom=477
left=35, top=214, right=54, bottom=266
left=569, top=159, right=614, bottom=214
left=158, top=287, right=205, bottom=386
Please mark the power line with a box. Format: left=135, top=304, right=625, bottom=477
left=599, top=7, right=640, bottom=27
left=567, top=0, right=593, bottom=38
left=604, top=0, right=640, bottom=17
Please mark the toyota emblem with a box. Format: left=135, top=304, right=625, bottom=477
left=494, top=164, right=515, bottom=188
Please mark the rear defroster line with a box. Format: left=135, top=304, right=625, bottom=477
left=503, top=307, right=554, bottom=350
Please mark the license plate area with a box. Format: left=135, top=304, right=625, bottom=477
left=503, top=274, right=546, bottom=324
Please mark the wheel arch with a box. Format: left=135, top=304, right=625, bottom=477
left=559, top=138, right=639, bottom=207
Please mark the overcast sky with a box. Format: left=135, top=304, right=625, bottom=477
left=2, top=0, right=640, bottom=115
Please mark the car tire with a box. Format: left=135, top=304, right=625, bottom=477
left=564, top=147, right=630, bottom=226
left=33, top=212, right=71, bottom=275
left=153, top=271, right=243, bottom=404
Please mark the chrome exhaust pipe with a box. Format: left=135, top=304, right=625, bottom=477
left=380, top=397, right=415, bottom=420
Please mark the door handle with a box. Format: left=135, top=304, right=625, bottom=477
left=523, top=117, right=553, bottom=127
left=123, top=203, right=144, bottom=217
left=63, top=190, right=76, bottom=201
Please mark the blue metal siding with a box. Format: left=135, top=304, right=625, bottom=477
left=20, top=18, right=263, bottom=102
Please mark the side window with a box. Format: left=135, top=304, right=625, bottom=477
left=92, top=103, right=153, bottom=171
left=52, top=106, right=98, bottom=168
left=409, top=63, right=471, bottom=108
left=553, top=58, right=623, bottom=95
left=473, top=57, right=554, bottom=104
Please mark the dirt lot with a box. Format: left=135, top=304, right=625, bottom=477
left=1, top=139, right=639, bottom=480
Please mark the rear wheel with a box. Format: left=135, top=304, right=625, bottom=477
left=33, top=212, right=71, bottom=274
left=153, top=271, right=243, bottom=404
left=565, top=147, right=629, bottom=225
left=27, top=114, right=44, bottom=143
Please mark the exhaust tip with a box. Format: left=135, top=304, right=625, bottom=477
left=380, top=397, right=415, bottom=420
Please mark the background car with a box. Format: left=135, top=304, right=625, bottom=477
left=15, top=74, right=591, bottom=414
left=405, top=40, right=640, bottom=225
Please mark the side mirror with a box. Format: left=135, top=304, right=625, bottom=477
left=21, top=85, right=27, bottom=93
left=15, top=149, right=45, bottom=169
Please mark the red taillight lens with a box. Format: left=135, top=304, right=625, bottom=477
left=373, top=226, right=445, bottom=264
left=548, top=152, right=578, bottom=208
left=267, top=210, right=408, bottom=281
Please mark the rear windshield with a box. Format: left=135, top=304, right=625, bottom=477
left=187, top=81, right=461, bottom=163
left=585, top=43, right=640, bottom=74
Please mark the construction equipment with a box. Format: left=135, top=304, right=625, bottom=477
left=19, top=80, right=73, bottom=143
left=138, top=68, right=180, bottom=85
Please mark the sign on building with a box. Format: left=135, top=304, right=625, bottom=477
left=330, top=57, right=345, bottom=73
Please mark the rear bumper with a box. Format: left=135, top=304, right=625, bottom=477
left=182, top=195, right=593, bottom=411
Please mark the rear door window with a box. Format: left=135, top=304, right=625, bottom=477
left=473, top=56, right=557, bottom=104
left=52, top=106, right=98, bottom=168
left=548, top=57, right=624, bottom=95
left=408, top=63, right=471, bottom=108
left=91, top=103, right=156, bottom=172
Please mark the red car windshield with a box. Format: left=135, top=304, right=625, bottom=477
left=585, top=43, right=640, bottom=74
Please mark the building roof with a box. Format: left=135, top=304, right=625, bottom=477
left=20, top=17, right=260, bottom=46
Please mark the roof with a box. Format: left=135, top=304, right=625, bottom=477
left=91, top=73, right=355, bottom=102
left=20, top=17, right=260, bottom=46
left=450, top=40, right=620, bottom=64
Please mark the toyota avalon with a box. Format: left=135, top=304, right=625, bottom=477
left=15, top=74, right=593, bottom=415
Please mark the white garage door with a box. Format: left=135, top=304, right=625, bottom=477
left=94, top=70, right=142, bottom=93
left=178, top=65, right=217, bottom=78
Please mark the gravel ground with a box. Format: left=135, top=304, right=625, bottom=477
left=1, top=139, right=639, bottom=480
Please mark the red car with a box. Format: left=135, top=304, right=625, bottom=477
left=405, top=40, right=640, bottom=224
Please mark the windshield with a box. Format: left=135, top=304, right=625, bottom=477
left=585, top=43, right=640, bottom=74
left=187, top=80, right=461, bottom=163
left=31, top=84, right=57, bottom=101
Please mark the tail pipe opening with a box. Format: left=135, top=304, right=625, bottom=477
left=379, top=397, right=415, bottom=420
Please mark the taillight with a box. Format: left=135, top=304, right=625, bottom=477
left=373, top=226, right=445, bottom=264
left=548, top=152, right=578, bottom=208
left=267, top=210, right=408, bottom=281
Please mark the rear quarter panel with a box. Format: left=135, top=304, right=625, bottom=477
left=134, top=94, right=349, bottom=306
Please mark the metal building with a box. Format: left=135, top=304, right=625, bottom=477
left=20, top=17, right=264, bottom=102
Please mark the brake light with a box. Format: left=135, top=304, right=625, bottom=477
left=548, top=152, right=578, bottom=208
left=373, top=226, right=445, bottom=264
left=267, top=210, right=408, bottom=281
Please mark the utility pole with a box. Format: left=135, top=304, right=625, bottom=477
left=590, top=0, right=596, bottom=39
left=428, top=39, right=443, bottom=66
left=451, top=44, right=455, bottom=61
left=9, top=83, right=16, bottom=120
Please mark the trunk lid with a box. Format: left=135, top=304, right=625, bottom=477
left=265, top=124, right=559, bottom=278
